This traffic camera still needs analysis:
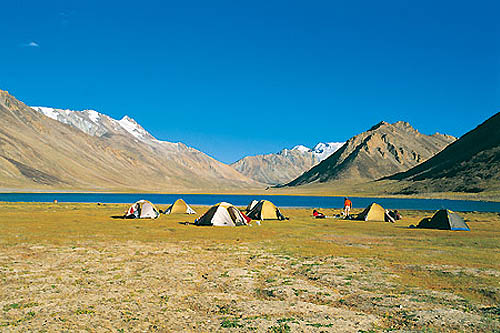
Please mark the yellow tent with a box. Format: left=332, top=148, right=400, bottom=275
left=164, top=198, right=196, bottom=214
left=247, top=200, right=286, bottom=220
left=356, top=203, right=385, bottom=221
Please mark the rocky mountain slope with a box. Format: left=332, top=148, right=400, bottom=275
left=0, top=90, right=259, bottom=191
left=31, top=106, right=157, bottom=141
left=386, top=112, right=500, bottom=194
left=283, top=121, right=456, bottom=187
left=231, top=142, right=343, bottom=184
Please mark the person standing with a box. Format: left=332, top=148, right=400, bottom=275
left=343, top=197, right=352, bottom=217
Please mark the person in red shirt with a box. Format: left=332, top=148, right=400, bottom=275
left=343, top=197, right=352, bottom=217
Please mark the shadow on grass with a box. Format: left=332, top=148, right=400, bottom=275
left=178, top=221, right=197, bottom=226
left=110, top=215, right=136, bottom=219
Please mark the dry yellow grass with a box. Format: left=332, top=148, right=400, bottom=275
left=0, top=202, right=499, bottom=331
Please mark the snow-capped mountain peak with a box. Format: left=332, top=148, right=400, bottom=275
left=117, top=115, right=156, bottom=141
left=86, top=109, right=101, bottom=123
left=32, top=106, right=63, bottom=121
left=289, top=142, right=344, bottom=161
left=292, top=145, right=310, bottom=153
left=32, top=106, right=107, bottom=137
left=312, top=142, right=344, bottom=160
left=31, top=106, right=158, bottom=142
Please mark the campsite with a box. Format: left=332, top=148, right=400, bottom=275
left=0, top=201, right=499, bottom=332
left=1, top=1, right=499, bottom=332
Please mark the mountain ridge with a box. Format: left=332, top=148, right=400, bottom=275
left=0, top=90, right=260, bottom=191
left=283, top=120, right=456, bottom=187
left=231, top=142, right=344, bottom=184
left=385, top=112, right=500, bottom=194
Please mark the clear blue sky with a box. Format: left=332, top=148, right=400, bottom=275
left=1, top=0, right=498, bottom=163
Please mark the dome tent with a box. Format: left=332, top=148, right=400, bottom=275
left=164, top=198, right=196, bottom=214
left=247, top=200, right=286, bottom=220
left=195, top=202, right=249, bottom=226
left=356, top=202, right=385, bottom=221
left=124, top=200, right=160, bottom=219
left=417, top=209, right=470, bottom=231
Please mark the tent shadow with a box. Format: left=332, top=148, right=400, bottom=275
left=110, top=215, right=130, bottom=219
left=178, top=221, right=196, bottom=226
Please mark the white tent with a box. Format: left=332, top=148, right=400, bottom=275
left=125, top=200, right=160, bottom=219
left=195, top=202, right=249, bottom=226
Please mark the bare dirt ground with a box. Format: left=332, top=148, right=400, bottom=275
left=0, top=203, right=499, bottom=332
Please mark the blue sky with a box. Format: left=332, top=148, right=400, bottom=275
left=1, top=0, right=498, bottom=163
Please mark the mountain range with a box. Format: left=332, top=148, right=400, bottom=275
left=231, top=142, right=343, bottom=184
left=0, top=90, right=259, bottom=191
left=387, top=112, right=500, bottom=194
left=284, top=121, right=456, bottom=187
left=3, top=88, right=497, bottom=199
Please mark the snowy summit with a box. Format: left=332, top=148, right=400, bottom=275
left=290, top=142, right=344, bottom=161
left=31, top=106, right=155, bottom=142
left=118, top=116, right=153, bottom=141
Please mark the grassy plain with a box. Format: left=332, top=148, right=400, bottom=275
left=0, top=202, right=499, bottom=332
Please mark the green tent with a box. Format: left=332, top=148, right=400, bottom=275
left=417, top=209, right=470, bottom=231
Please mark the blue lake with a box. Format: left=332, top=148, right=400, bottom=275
left=0, top=193, right=499, bottom=212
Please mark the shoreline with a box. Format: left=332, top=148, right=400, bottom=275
left=1, top=196, right=500, bottom=213
left=0, top=188, right=499, bottom=203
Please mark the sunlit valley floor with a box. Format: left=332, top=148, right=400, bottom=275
left=0, top=203, right=499, bottom=331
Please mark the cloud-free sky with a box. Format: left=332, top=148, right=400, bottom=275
left=1, top=0, right=498, bottom=163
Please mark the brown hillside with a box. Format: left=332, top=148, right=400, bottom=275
left=284, top=121, right=455, bottom=186
left=386, top=112, right=500, bottom=194
left=231, top=149, right=318, bottom=185
left=0, top=90, right=259, bottom=191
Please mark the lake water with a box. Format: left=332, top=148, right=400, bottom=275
left=0, top=193, right=499, bottom=212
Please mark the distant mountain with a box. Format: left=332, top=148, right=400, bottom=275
left=386, top=112, right=500, bottom=194
left=283, top=121, right=456, bottom=187
left=0, top=90, right=259, bottom=191
left=31, top=106, right=157, bottom=142
left=231, top=142, right=343, bottom=184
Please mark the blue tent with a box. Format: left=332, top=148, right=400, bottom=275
left=417, top=209, right=470, bottom=231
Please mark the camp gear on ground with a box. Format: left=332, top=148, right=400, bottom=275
left=313, top=209, right=326, bottom=219
left=387, top=209, right=402, bottom=220
left=164, top=198, right=196, bottom=214
left=385, top=210, right=396, bottom=223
